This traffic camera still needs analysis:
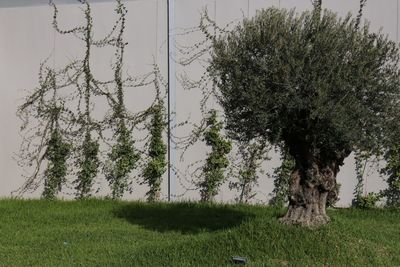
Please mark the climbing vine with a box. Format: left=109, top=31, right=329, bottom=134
left=229, top=139, right=269, bottom=203
left=103, top=0, right=140, bottom=199
left=51, top=0, right=104, bottom=199
left=381, top=145, right=400, bottom=207
left=51, top=0, right=153, bottom=199
left=16, top=57, right=76, bottom=198
left=18, top=0, right=377, bottom=203
left=269, top=148, right=295, bottom=207
left=42, top=117, right=72, bottom=199
left=75, top=132, right=99, bottom=199
left=169, top=10, right=239, bottom=200
left=17, top=0, right=160, bottom=200
left=351, top=151, right=383, bottom=208
left=356, top=0, right=368, bottom=30
left=173, top=10, right=276, bottom=202
left=142, top=100, right=167, bottom=202
left=352, top=151, right=368, bottom=206
left=198, top=110, right=232, bottom=202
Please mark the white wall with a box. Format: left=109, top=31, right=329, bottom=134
left=0, top=0, right=395, bottom=205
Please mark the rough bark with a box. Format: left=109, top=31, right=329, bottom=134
left=280, top=158, right=340, bottom=227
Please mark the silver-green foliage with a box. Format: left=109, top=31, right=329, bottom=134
left=210, top=7, right=400, bottom=180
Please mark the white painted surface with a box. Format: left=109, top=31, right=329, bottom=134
left=0, top=0, right=394, bottom=205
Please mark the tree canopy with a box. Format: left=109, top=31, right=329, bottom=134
left=210, top=8, right=400, bottom=160
left=210, top=7, right=400, bottom=226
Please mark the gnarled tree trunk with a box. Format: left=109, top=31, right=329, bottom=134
left=280, top=158, right=340, bottom=227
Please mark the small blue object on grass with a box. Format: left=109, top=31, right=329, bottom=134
left=232, top=256, right=247, bottom=264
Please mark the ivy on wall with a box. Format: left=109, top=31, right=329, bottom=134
left=51, top=0, right=103, bottom=199
left=17, top=61, right=75, bottom=198
left=198, top=110, right=232, bottom=202
left=143, top=100, right=167, bottom=202
left=269, top=149, right=295, bottom=207
left=104, top=1, right=140, bottom=199
left=42, top=126, right=72, bottom=200
left=381, top=145, right=400, bottom=207
left=230, top=139, right=269, bottom=203
left=17, top=0, right=394, bottom=208
left=352, top=151, right=368, bottom=207
left=17, top=0, right=157, bottom=199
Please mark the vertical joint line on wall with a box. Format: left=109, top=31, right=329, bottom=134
left=212, top=1, right=217, bottom=111
left=53, top=32, right=55, bottom=68
left=155, top=0, right=159, bottom=62
left=247, top=0, right=250, bottom=18
left=214, top=0, right=217, bottom=23
left=167, top=0, right=176, bottom=202
left=167, top=0, right=171, bottom=202
left=397, top=0, right=399, bottom=42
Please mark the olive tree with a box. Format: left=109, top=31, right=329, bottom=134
left=209, top=8, right=400, bottom=226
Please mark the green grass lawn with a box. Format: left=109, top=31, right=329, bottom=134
left=0, top=199, right=398, bottom=266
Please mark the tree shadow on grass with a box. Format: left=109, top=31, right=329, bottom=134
left=113, top=202, right=255, bottom=234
